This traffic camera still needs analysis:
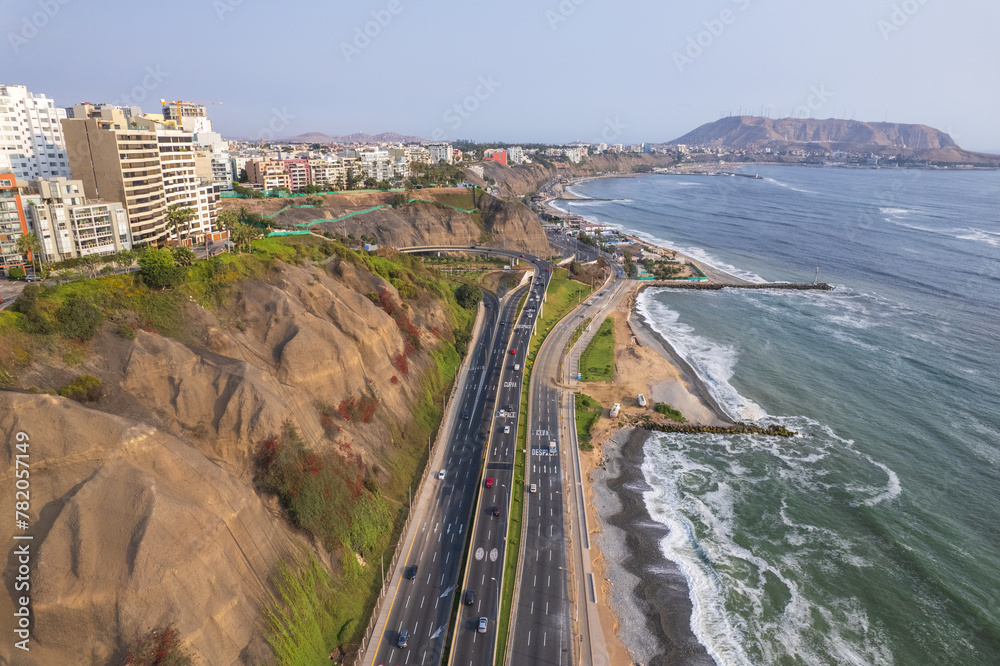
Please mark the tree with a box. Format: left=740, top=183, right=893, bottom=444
left=138, top=248, right=184, bottom=289
left=345, top=167, right=358, bottom=191
left=15, top=232, right=42, bottom=274
left=454, top=282, right=483, bottom=310
left=218, top=210, right=239, bottom=230
left=114, top=249, right=136, bottom=270
left=7, top=266, right=25, bottom=280
left=363, top=177, right=378, bottom=190
left=166, top=205, right=196, bottom=244
left=230, top=222, right=264, bottom=254
left=79, top=254, right=103, bottom=279
left=172, top=246, right=196, bottom=266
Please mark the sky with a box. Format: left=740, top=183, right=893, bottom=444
left=3, top=0, right=999, bottom=151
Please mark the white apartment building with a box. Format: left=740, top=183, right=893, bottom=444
left=407, top=145, right=431, bottom=164
left=507, top=146, right=525, bottom=165
left=427, top=143, right=453, bottom=164
left=360, top=149, right=395, bottom=182
left=161, top=101, right=214, bottom=134
left=194, top=131, right=233, bottom=190
left=308, top=158, right=346, bottom=190
left=157, top=130, right=218, bottom=244
left=0, top=85, right=71, bottom=182
left=24, top=178, right=132, bottom=261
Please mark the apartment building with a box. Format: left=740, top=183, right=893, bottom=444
left=282, top=158, right=312, bottom=191
left=25, top=178, right=131, bottom=261
left=360, top=149, right=395, bottom=182
left=484, top=149, right=507, bottom=166
left=507, top=146, right=525, bottom=165
left=62, top=118, right=170, bottom=246
left=427, top=143, right=453, bottom=164
left=407, top=146, right=431, bottom=164
left=0, top=174, right=30, bottom=275
left=245, top=159, right=291, bottom=191
left=308, top=159, right=346, bottom=190
left=0, top=85, right=71, bottom=183
left=161, top=101, right=214, bottom=134
left=194, top=130, right=233, bottom=190
left=157, top=130, right=218, bottom=244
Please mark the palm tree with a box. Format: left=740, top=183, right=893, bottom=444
left=15, top=232, right=42, bottom=275
left=166, top=205, right=197, bottom=246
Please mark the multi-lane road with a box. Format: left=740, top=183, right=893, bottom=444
left=450, top=262, right=552, bottom=666
left=366, top=249, right=548, bottom=666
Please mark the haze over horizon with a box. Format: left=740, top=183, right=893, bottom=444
left=2, top=0, right=999, bottom=151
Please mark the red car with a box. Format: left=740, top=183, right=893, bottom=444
left=520, top=254, right=524, bottom=258
left=486, top=478, right=494, bottom=488
left=509, top=349, right=516, bottom=355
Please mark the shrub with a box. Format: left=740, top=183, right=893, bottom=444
left=653, top=402, right=686, bottom=423
left=138, top=248, right=184, bottom=289
left=57, top=294, right=103, bottom=341
left=455, top=282, right=483, bottom=310
left=8, top=266, right=25, bottom=280
left=124, top=626, right=192, bottom=666
left=118, top=321, right=138, bottom=340
left=171, top=246, right=196, bottom=267
left=58, top=374, right=103, bottom=402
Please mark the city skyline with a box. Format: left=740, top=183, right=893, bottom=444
left=2, top=0, right=999, bottom=151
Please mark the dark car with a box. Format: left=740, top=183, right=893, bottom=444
left=398, top=629, right=409, bottom=648
left=405, top=565, right=418, bottom=580
left=463, top=410, right=470, bottom=420
left=464, top=589, right=476, bottom=606
left=492, top=506, right=501, bottom=517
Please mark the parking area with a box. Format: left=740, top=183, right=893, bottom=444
left=0, top=279, right=27, bottom=309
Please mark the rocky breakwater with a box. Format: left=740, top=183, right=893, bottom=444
left=622, top=413, right=796, bottom=437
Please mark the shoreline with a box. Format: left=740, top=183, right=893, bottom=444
left=589, top=427, right=715, bottom=666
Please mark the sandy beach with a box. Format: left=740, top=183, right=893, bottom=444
left=573, top=282, right=734, bottom=664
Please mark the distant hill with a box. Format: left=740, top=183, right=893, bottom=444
left=669, top=116, right=999, bottom=165
left=283, top=131, right=428, bottom=145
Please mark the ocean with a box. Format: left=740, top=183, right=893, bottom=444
left=561, top=167, right=1000, bottom=665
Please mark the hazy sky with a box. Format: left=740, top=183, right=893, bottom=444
left=3, top=0, right=998, bottom=150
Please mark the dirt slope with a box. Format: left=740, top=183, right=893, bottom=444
left=0, top=252, right=463, bottom=664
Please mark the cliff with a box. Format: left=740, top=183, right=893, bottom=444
left=0, top=238, right=475, bottom=664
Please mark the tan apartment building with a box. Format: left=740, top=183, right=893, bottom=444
left=62, top=118, right=169, bottom=246
left=245, top=158, right=291, bottom=191
left=308, top=158, right=346, bottom=190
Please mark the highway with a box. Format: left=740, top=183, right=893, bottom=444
left=365, top=246, right=549, bottom=666
left=366, top=287, right=507, bottom=666
left=509, top=262, right=626, bottom=666
left=450, top=261, right=552, bottom=666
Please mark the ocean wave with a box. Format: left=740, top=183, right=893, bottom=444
left=886, top=218, right=1000, bottom=247
left=762, top=177, right=819, bottom=195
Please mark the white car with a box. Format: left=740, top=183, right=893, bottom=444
left=438, top=469, right=446, bottom=480
left=503, top=425, right=510, bottom=434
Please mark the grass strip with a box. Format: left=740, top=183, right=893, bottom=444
left=579, top=317, right=615, bottom=381
left=574, top=393, right=602, bottom=451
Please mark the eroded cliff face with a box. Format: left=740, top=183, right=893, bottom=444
left=0, top=254, right=462, bottom=664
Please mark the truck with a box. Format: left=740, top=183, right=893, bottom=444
left=610, top=403, right=621, bottom=418
left=549, top=440, right=557, bottom=454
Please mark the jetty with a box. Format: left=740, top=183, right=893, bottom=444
left=642, top=281, right=832, bottom=291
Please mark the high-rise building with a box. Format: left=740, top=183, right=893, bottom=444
left=484, top=149, right=508, bottom=166
left=0, top=85, right=71, bottom=182
left=194, top=131, right=233, bottom=190
left=0, top=174, right=30, bottom=275
left=157, top=130, right=218, bottom=244
left=245, top=159, right=291, bottom=191
left=282, top=158, right=312, bottom=191
left=308, top=159, right=346, bottom=190
left=507, top=146, right=525, bottom=165
left=62, top=118, right=170, bottom=246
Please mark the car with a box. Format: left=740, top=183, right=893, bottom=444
left=438, top=469, right=446, bottom=480
left=23, top=275, right=41, bottom=282
left=492, top=506, right=501, bottom=517
left=545, top=268, right=550, bottom=272
left=398, top=629, right=409, bottom=648
left=463, top=409, right=470, bottom=420
left=509, top=349, right=516, bottom=355
left=507, top=403, right=515, bottom=412
left=464, top=590, right=476, bottom=606
left=405, top=565, right=418, bottom=580
left=520, top=254, right=524, bottom=258
left=478, top=617, right=488, bottom=633
left=530, top=484, right=537, bottom=493
left=503, top=425, right=510, bottom=434
left=486, top=477, right=494, bottom=488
